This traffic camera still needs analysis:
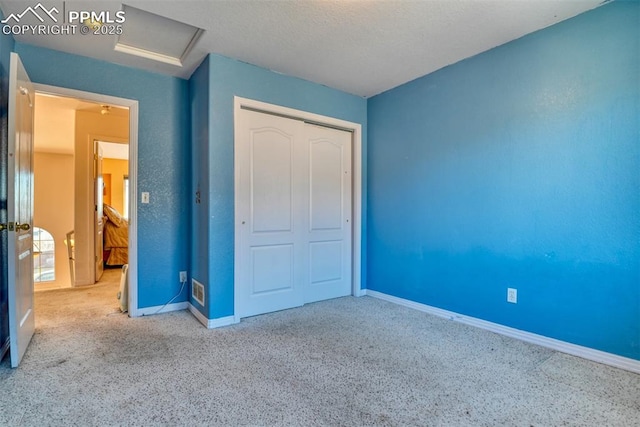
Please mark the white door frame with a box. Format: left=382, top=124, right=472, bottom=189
left=33, top=83, right=140, bottom=317
left=233, top=96, right=364, bottom=323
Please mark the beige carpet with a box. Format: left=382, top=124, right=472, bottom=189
left=1, top=276, right=639, bottom=426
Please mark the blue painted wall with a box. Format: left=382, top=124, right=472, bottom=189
left=204, top=54, right=367, bottom=319
left=0, top=11, right=14, bottom=358
left=189, top=56, right=210, bottom=314
left=15, top=44, right=191, bottom=310
left=367, top=1, right=639, bottom=359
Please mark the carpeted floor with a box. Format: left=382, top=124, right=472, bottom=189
left=1, top=274, right=639, bottom=426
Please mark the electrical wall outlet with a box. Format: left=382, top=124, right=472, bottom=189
left=507, top=288, right=518, bottom=304
left=179, top=271, right=187, bottom=282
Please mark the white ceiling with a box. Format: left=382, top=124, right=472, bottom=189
left=1, top=0, right=604, bottom=97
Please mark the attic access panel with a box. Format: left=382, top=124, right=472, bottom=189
left=114, top=4, right=203, bottom=66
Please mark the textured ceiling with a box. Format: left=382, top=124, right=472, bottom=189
left=1, top=0, right=604, bottom=97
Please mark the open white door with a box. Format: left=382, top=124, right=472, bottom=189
left=94, top=141, right=104, bottom=282
left=7, top=52, right=35, bottom=367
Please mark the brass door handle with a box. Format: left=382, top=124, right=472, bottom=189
left=15, top=223, right=30, bottom=231
left=0, top=223, right=6, bottom=231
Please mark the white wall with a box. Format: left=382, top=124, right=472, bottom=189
left=34, top=152, right=74, bottom=288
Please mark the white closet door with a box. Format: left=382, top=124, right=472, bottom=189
left=304, top=124, right=352, bottom=303
left=236, top=110, right=306, bottom=318
left=236, top=108, right=352, bottom=318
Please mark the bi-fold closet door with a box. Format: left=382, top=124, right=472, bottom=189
left=236, top=108, right=352, bottom=319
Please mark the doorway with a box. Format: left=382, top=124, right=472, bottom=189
left=33, top=94, right=129, bottom=289
left=33, top=84, right=139, bottom=315
left=95, top=140, right=130, bottom=283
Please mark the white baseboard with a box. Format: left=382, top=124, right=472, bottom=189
left=188, top=303, right=238, bottom=329
left=137, top=301, right=188, bottom=316
left=365, top=290, right=640, bottom=374
left=354, top=288, right=366, bottom=297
